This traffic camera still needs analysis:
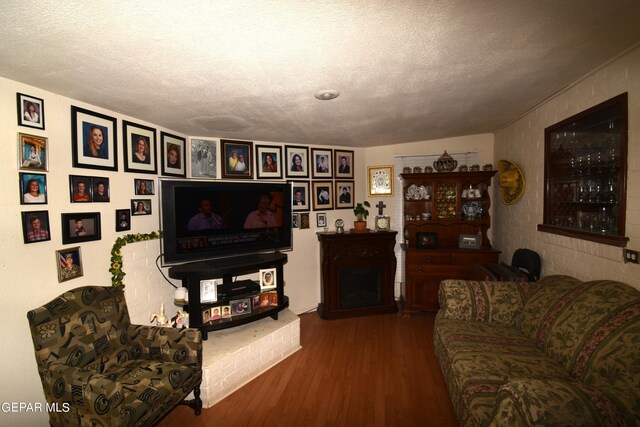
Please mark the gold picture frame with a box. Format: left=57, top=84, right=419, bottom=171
left=367, top=165, right=394, bottom=196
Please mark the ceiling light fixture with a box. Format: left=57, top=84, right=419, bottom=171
left=314, top=89, right=340, bottom=101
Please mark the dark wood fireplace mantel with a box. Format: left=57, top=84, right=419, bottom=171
left=317, top=231, right=398, bottom=319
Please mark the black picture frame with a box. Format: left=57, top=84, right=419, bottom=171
left=311, top=148, right=333, bottom=179
left=292, top=181, right=310, bottom=212
left=134, top=178, right=155, bottom=195
left=17, top=93, right=45, bottom=130
left=19, top=172, right=47, bottom=205
left=92, top=177, right=110, bottom=202
left=18, top=133, right=48, bottom=172
left=115, top=209, right=131, bottom=232
left=458, top=233, right=481, bottom=249
left=255, top=144, right=283, bottom=179
left=69, top=175, right=92, bottom=203
left=131, top=199, right=152, bottom=216
left=334, top=149, right=354, bottom=179
left=71, top=105, right=118, bottom=171
left=56, top=246, right=83, bottom=283
left=189, top=138, right=217, bottom=178
left=285, top=145, right=309, bottom=178
left=61, top=212, right=102, bottom=244
left=221, top=139, right=254, bottom=179
left=416, top=232, right=438, bottom=249
left=161, top=132, right=187, bottom=177
left=21, top=210, right=51, bottom=244
left=123, top=120, right=157, bottom=174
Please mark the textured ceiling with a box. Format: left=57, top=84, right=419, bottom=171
left=1, top=1, right=640, bottom=147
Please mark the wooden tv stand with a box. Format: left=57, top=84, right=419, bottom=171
left=168, top=252, right=289, bottom=340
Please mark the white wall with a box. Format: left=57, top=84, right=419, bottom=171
left=493, top=45, right=640, bottom=288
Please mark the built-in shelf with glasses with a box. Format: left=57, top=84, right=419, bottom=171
left=538, top=93, right=628, bottom=247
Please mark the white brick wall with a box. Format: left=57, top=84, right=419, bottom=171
left=494, top=45, right=640, bottom=289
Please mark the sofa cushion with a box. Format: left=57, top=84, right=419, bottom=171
left=435, top=318, right=571, bottom=426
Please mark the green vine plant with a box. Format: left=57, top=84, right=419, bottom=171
left=110, top=231, right=161, bottom=286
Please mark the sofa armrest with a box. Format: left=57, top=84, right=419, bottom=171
left=490, top=379, right=624, bottom=427
left=126, top=324, right=202, bottom=365
left=437, top=279, right=530, bottom=326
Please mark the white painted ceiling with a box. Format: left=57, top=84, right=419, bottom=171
left=2, top=1, right=640, bottom=147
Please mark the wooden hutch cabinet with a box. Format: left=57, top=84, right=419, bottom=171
left=401, top=171, right=500, bottom=312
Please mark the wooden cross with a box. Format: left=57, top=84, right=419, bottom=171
left=376, top=201, right=387, bottom=216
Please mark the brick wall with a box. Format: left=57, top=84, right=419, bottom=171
left=493, top=45, right=640, bottom=289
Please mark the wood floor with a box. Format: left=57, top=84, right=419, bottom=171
left=158, top=310, right=459, bottom=427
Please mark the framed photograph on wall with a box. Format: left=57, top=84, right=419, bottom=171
left=312, top=181, right=334, bottom=211
left=69, top=175, right=92, bottom=203
left=21, top=210, right=51, bottom=244
left=292, top=213, right=299, bottom=228
left=299, top=212, right=310, bottom=229
left=71, top=105, right=118, bottom=171
left=131, top=199, right=152, bottom=216
left=292, top=181, right=310, bottom=212
left=19, top=172, right=47, bottom=205
left=115, top=209, right=131, bottom=232
left=190, top=138, right=217, bottom=178
left=161, top=132, right=186, bottom=177
left=17, top=93, right=45, bottom=130
left=221, top=139, right=253, bottom=179
left=335, top=180, right=354, bottom=209
left=92, top=177, right=110, bottom=202
left=316, top=212, right=327, bottom=228
left=56, top=246, right=83, bottom=283
left=123, top=120, right=157, bottom=174
left=334, top=149, right=354, bottom=179
left=311, top=148, right=333, bottom=179
left=285, top=145, right=309, bottom=178
left=134, top=178, right=155, bottom=195
left=368, top=165, right=394, bottom=196
left=61, top=212, right=101, bottom=244
left=255, top=144, right=282, bottom=179
left=18, top=133, right=48, bottom=171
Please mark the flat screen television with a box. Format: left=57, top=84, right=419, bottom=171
left=159, top=179, right=292, bottom=265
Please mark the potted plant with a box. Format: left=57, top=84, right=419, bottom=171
left=353, top=200, right=371, bottom=232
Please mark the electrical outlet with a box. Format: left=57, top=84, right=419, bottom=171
left=623, top=249, right=639, bottom=264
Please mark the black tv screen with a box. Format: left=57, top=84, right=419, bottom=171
left=159, top=179, right=292, bottom=264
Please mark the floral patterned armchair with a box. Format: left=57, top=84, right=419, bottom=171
left=27, top=286, right=202, bottom=426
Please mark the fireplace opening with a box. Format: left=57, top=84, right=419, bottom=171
left=339, top=267, right=382, bottom=309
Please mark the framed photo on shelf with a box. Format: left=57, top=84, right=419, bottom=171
left=131, top=199, right=152, bottom=216
left=311, top=148, right=333, bottom=179
left=285, top=145, right=309, bottom=178
left=21, top=210, right=51, bottom=244
left=260, top=268, right=277, bottom=290
left=56, top=246, right=83, bottom=283
left=134, top=178, right=155, bottom=195
left=71, top=105, right=118, bottom=171
left=17, top=93, right=45, bottom=130
left=291, top=181, right=310, bottom=212
left=312, top=181, right=334, bottom=210
left=334, top=149, right=354, bottom=179
left=335, top=180, right=354, bottom=209
left=19, top=172, right=47, bottom=205
left=255, top=144, right=282, bottom=179
left=161, top=132, right=186, bottom=177
left=416, top=232, right=438, bottom=249
left=458, top=233, right=481, bottom=249
left=18, top=133, right=48, bottom=171
left=115, top=209, right=131, bottom=232
left=61, top=212, right=101, bottom=244
left=220, top=139, right=253, bottom=179
left=123, top=120, right=157, bottom=174
left=69, top=175, right=92, bottom=203
left=316, top=212, right=327, bottom=228
left=200, top=279, right=218, bottom=303
left=231, top=298, right=251, bottom=315
left=368, top=165, right=394, bottom=196
left=190, top=138, right=217, bottom=178
left=92, top=177, right=110, bottom=202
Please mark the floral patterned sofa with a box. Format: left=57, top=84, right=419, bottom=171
left=434, top=275, right=640, bottom=426
left=27, top=286, right=203, bottom=427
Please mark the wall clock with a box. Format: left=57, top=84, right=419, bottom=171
left=367, top=165, right=394, bottom=196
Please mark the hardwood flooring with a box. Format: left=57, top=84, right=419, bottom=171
left=158, top=311, right=458, bottom=427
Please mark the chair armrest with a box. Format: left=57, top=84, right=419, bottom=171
left=490, top=379, right=623, bottom=427
left=126, top=324, right=202, bottom=365
left=437, top=279, right=531, bottom=326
